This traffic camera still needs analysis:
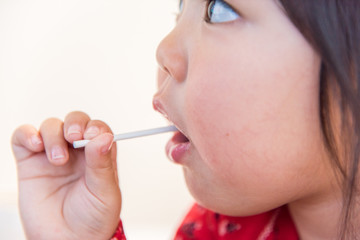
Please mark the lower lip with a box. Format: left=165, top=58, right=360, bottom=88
left=166, top=133, right=191, bottom=164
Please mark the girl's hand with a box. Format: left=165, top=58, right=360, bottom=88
left=11, top=111, right=121, bottom=240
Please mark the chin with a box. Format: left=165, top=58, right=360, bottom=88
left=184, top=178, right=282, bottom=216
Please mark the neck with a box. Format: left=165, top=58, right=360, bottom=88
left=288, top=190, right=342, bottom=240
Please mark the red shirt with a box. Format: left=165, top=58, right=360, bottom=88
left=112, top=204, right=299, bottom=240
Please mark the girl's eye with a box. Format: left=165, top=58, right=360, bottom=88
left=179, top=0, right=184, bottom=13
left=206, top=0, right=240, bottom=23
left=176, top=0, right=184, bottom=21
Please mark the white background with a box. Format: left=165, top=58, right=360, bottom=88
left=0, top=0, right=193, bottom=239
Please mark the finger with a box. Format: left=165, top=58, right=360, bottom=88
left=84, top=120, right=118, bottom=183
left=11, top=124, right=44, bottom=162
left=84, top=133, right=119, bottom=198
left=84, top=120, right=113, bottom=140
left=64, top=111, right=91, bottom=143
left=39, top=118, right=69, bottom=166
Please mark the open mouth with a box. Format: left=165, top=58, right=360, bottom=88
left=152, top=99, right=191, bottom=162
left=166, top=128, right=191, bottom=163
left=173, top=130, right=189, bottom=144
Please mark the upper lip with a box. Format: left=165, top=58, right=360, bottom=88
left=152, top=99, right=171, bottom=123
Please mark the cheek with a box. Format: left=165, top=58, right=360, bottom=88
left=184, top=38, right=323, bottom=187
left=184, top=63, right=249, bottom=171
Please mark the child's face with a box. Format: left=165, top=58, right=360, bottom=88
left=154, top=0, right=335, bottom=215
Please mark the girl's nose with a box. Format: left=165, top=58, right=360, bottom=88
left=156, top=24, right=188, bottom=86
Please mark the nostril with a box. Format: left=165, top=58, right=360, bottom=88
left=158, top=65, right=170, bottom=75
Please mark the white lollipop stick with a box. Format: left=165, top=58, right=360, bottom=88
left=73, top=125, right=177, bottom=149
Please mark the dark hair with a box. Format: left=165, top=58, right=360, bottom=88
left=278, top=0, right=360, bottom=239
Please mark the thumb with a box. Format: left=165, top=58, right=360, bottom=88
left=84, top=133, right=119, bottom=198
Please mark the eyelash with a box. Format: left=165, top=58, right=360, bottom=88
left=175, top=0, right=184, bottom=21
left=203, top=0, right=212, bottom=23
left=202, top=0, right=240, bottom=24
left=177, top=0, right=240, bottom=23
left=176, top=0, right=216, bottom=22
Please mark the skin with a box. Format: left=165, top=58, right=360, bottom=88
left=11, top=0, right=343, bottom=239
left=154, top=0, right=342, bottom=239
left=11, top=113, right=121, bottom=239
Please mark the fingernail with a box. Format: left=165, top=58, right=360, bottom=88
left=31, top=135, right=42, bottom=146
left=85, top=126, right=100, bottom=138
left=101, top=141, right=113, bottom=155
left=51, top=146, right=65, bottom=161
left=67, top=124, right=82, bottom=136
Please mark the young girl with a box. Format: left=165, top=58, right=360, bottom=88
left=11, top=0, right=360, bottom=239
